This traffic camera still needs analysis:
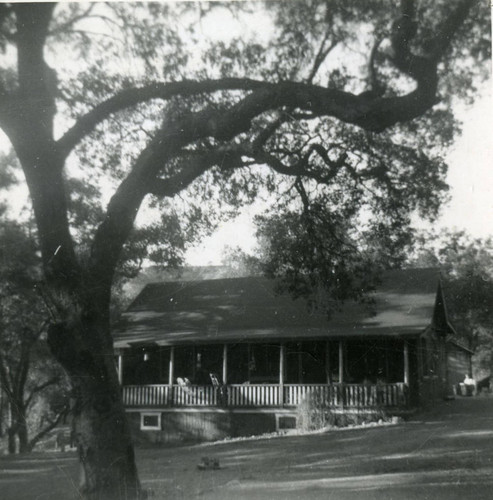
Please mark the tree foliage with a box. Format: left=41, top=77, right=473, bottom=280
left=0, top=218, right=69, bottom=454
left=410, top=231, right=493, bottom=372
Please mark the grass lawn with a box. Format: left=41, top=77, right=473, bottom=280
left=2, top=397, right=493, bottom=499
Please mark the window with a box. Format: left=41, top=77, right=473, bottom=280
left=277, top=415, right=296, bottom=430
left=140, top=412, right=161, bottom=431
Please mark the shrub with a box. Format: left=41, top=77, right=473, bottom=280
left=296, top=389, right=335, bottom=431
left=296, top=389, right=392, bottom=431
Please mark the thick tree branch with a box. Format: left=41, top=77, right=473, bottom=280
left=24, top=375, right=61, bottom=409
left=15, top=3, right=56, bottom=101
left=5, top=4, right=81, bottom=291
left=389, top=0, right=474, bottom=81
left=429, top=0, right=476, bottom=60
left=0, top=352, right=12, bottom=396
left=13, top=338, right=31, bottom=404
left=148, top=150, right=245, bottom=198
left=57, top=78, right=421, bottom=159
left=56, top=78, right=267, bottom=158
left=251, top=113, right=287, bottom=152
left=28, top=405, right=69, bottom=452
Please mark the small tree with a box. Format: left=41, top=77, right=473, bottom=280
left=0, top=219, right=69, bottom=453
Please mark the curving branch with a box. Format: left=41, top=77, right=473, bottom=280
left=24, top=375, right=61, bottom=409
left=56, top=0, right=474, bottom=159
left=148, top=149, right=246, bottom=198
left=247, top=144, right=348, bottom=186
left=389, top=0, right=474, bottom=81
left=428, top=0, right=476, bottom=60
left=28, top=404, right=70, bottom=452
left=56, top=78, right=267, bottom=158
left=306, top=30, right=339, bottom=84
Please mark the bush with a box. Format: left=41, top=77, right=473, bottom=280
left=296, top=389, right=335, bottom=431
left=296, top=389, right=392, bottom=431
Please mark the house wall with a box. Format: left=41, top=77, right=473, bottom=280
left=127, top=409, right=285, bottom=445
left=446, top=343, right=472, bottom=393
left=416, top=332, right=447, bottom=406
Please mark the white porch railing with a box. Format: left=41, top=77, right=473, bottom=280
left=283, top=383, right=407, bottom=407
left=123, top=384, right=170, bottom=407
left=172, top=385, right=218, bottom=406
left=122, top=382, right=408, bottom=409
left=227, top=384, right=280, bottom=406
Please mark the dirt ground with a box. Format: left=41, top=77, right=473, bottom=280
left=2, top=396, right=493, bottom=500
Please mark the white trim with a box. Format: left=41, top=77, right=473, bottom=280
left=128, top=407, right=297, bottom=415
left=404, top=341, right=409, bottom=385
left=222, top=344, right=228, bottom=384
left=117, top=355, right=123, bottom=385
left=140, top=412, right=162, bottom=430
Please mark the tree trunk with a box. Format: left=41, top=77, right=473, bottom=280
left=8, top=400, right=26, bottom=454
left=48, top=313, right=143, bottom=500
left=18, top=418, right=29, bottom=454
left=7, top=427, right=17, bottom=454
left=0, top=390, right=4, bottom=438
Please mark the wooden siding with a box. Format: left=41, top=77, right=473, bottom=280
left=447, top=343, right=472, bottom=390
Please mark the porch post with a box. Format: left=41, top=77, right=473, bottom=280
left=222, top=344, right=228, bottom=384
left=247, top=344, right=251, bottom=381
left=279, top=343, right=285, bottom=407
left=168, top=346, right=175, bottom=386
left=338, top=340, right=344, bottom=383
left=404, top=340, right=409, bottom=385
left=117, top=353, right=123, bottom=385
left=298, top=349, right=303, bottom=383
left=325, top=341, right=331, bottom=384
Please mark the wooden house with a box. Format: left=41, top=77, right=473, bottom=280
left=112, top=268, right=472, bottom=443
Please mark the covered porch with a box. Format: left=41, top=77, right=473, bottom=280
left=117, top=338, right=411, bottom=410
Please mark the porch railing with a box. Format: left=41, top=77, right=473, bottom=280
left=123, top=382, right=408, bottom=409
left=283, top=383, right=407, bottom=408
left=123, top=384, right=170, bottom=407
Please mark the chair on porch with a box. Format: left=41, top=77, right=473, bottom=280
left=210, top=373, right=227, bottom=405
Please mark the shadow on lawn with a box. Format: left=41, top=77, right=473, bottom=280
left=137, top=398, right=493, bottom=499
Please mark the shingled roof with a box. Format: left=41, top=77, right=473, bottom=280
left=112, top=268, right=448, bottom=348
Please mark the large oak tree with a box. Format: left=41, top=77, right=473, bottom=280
left=0, top=1, right=489, bottom=498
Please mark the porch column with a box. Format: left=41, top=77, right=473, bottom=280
left=404, top=340, right=409, bottom=385
left=325, top=341, right=331, bottom=384
left=168, top=346, right=175, bottom=386
left=117, top=353, right=123, bottom=385
left=298, top=349, right=303, bottom=383
left=222, top=344, right=228, bottom=384
left=338, top=340, right=344, bottom=383
left=279, top=343, right=285, bottom=407
left=247, top=344, right=251, bottom=381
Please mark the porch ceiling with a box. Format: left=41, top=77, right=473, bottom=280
left=113, top=268, right=440, bottom=348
